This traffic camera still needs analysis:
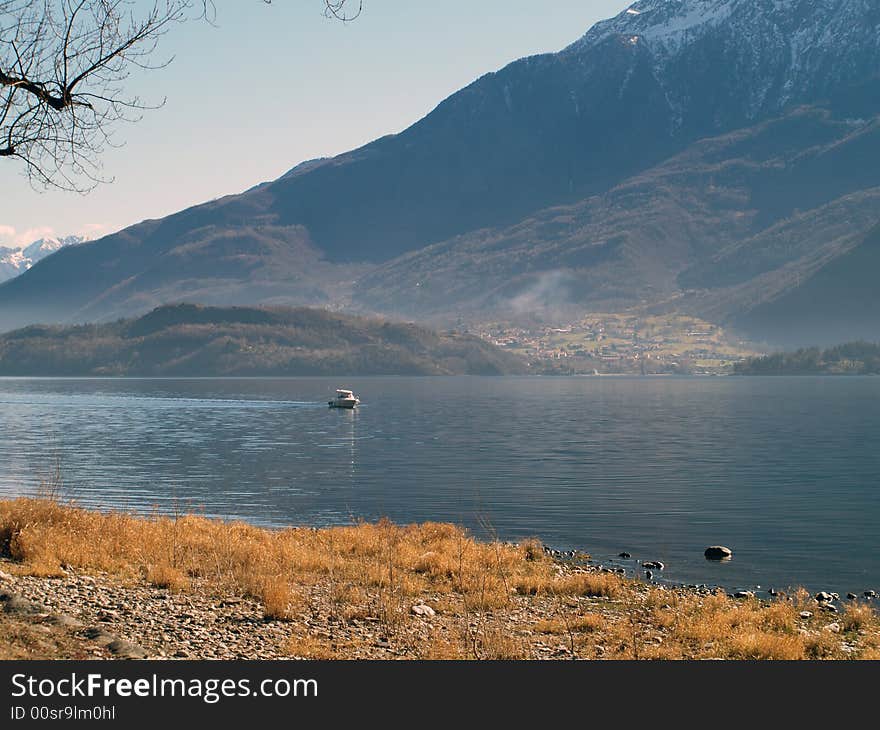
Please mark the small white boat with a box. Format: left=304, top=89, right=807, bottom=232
left=328, top=389, right=360, bottom=408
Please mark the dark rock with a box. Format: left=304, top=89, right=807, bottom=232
left=815, top=591, right=834, bottom=602
left=704, top=546, right=733, bottom=560
left=44, top=613, right=85, bottom=630
left=81, top=627, right=115, bottom=645
left=618, top=552, right=632, bottom=559
left=641, top=561, right=665, bottom=570
left=107, top=639, right=149, bottom=659
left=645, top=570, right=654, bottom=580
left=847, top=593, right=858, bottom=600
left=865, top=590, right=877, bottom=599
left=2, top=594, right=46, bottom=616
left=734, top=590, right=755, bottom=599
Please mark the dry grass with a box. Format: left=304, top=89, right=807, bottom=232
left=727, top=631, right=806, bottom=660
left=286, top=633, right=341, bottom=660
left=1, top=498, right=878, bottom=660
left=255, top=577, right=299, bottom=621
left=567, top=585, right=880, bottom=661
left=535, top=613, right=605, bottom=635
left=514, top=570, right=623, bottom=599
left=0, top=616, right=103, bottom=660
left=0, top=499, right=587, bottom=622
left=472, top=626, right=530, bottom=660
left=843, top=603, right=874, bottom=633
left=146, top=563, right=189, bottom=592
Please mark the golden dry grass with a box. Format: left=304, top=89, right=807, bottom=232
left=843, top=603, right=874, bottom=633
left=286, top=633, right=344, bottom=660
left=535, top=613, right=605, bottom=635
left=1, top=498, right=878, bottom=660
left=146, top=563, right=190, bottom=592
left=0, top=499, right=609, bottom=621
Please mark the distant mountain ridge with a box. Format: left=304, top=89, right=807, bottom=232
left=1, top=0, right=879, bottom=346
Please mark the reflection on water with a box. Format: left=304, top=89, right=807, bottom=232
left=0, top=376, right=878, bottom=596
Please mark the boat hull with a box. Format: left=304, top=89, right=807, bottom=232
left=329, top=399, right=359, bottom=409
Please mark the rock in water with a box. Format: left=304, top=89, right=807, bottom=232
left=641, top=561, right=665, bottom=570
left=704, top=546, right=733, bottom=560
left=815, top=591, right=834, bottom=603
left=734, top=591, right=755, bottom=599
left=618, top=552, right=632, bottom=559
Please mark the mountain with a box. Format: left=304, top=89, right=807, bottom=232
left=355, top=105, right=880, bottom=323
left=0, top=303, right=527, bottom=376
left=0, top=235, right=86, bottom=283
left=1, top=0, right=879, bottom=346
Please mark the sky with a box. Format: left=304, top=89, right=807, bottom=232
left=0, top=0, right=630, bottom=249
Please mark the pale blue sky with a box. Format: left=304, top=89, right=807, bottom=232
left=0, top=1, right=630, bottom=248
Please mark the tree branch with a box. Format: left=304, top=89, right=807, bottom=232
left=1, top=1, right=359, bottom=191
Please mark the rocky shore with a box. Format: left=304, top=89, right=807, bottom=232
left=0, top=561, right=642, bottom=660
left=2, top=556, right=877, bottom=661
left=1, top=499, right=878, bottom=660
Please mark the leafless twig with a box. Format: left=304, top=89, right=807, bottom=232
left=0, top=1, right=357, bottom=190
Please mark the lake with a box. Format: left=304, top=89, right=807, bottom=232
left=0, top=376, right=877, bottom=597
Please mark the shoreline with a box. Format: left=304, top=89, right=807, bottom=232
left=1, top=488, right=870, bottom=602
left=1, top=498, right=877, bottom=660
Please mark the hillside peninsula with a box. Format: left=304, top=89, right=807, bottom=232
left=0, top=304, right=526, bottom=377
left=735, top=342, right=880, bottom=375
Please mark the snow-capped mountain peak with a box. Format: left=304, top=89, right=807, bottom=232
left=577, top=0, right=736, bottom=48
left=0, top=235, right=88, bottom=283
left=565, top=0, right=880, bottom=126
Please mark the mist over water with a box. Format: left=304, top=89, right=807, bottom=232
left=0, top=376, right=877, bottom=596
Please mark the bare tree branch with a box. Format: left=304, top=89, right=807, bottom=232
left=0, top=1, right=358, bottom=191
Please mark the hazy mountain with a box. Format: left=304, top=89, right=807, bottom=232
left=0, top=235, right=86, bottom=283
left=355, top=105, right=880, bottom=325
left=1, top=0, right=878, bottom=346
left=0, top=303, right=526, bottom=376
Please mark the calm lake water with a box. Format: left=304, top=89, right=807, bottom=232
left=0, top=376, right=877, bottom=596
